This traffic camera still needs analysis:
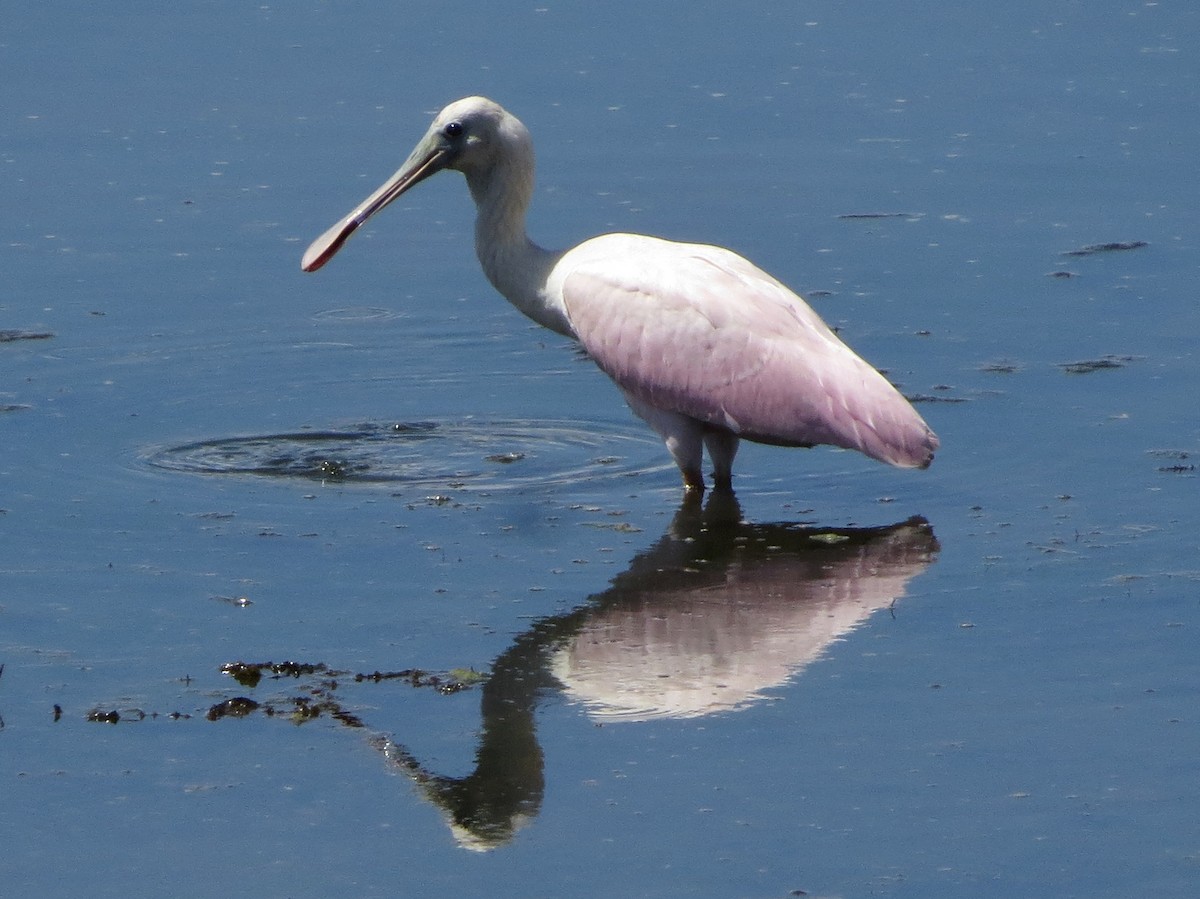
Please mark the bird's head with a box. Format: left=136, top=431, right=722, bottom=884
left=301, top=96, right=531, bottom=272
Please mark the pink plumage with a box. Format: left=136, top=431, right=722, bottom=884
left=302, top=97, right=938, bottom=492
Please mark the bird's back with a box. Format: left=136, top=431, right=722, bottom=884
left=552, top=233, right=938, bottom=468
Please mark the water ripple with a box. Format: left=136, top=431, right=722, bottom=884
left=143, top=419, right=670, bottom=489
left=310, top=306, right=403, bottom=322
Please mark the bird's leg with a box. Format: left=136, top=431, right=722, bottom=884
left=704, top=428, right=740, bottom=492
left=681, top=463, right=707, bottom=493
left=667, top=432, right=707, bottom=492
left=620, top=393, right=707, bottom=491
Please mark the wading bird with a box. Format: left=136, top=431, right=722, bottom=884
left=302, top=97, right=938, bottom=491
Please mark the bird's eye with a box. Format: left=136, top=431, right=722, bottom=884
left=443, top=121, right=464, bottom=139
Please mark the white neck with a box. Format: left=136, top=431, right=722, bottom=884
left=464, top=150, right=573, bottom=338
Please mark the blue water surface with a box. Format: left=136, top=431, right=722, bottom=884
left=3, top=2, right=1198, bottom=897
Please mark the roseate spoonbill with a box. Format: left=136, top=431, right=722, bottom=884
left=301, top=97, right=938, bottom=491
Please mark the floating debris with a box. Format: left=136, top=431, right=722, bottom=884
left=979, top=361, right=1021, bottom=374
left=581, top=520, right=644, bottom=533
left=212, top=594, right=252, bottom=607
left=0, top=329, right=55, bottom=342
left=80, top=659, right=483, bottom=729
left=447, top=667, right=488, bottom=686
left=222, top=660, right=329, bottom=687
left=1058, top=355, right=1136, bottom=374
left=317, top=458, right=349, bottom=479
left=1061, top=241, right=1147, bottom=257
left=352, top=667, right=478, bottom=693
left=1149, top=449, right=1190, bottom=460
left=484, top=452, right=525, bottom=464
left=356, top=668, right=428, bottom=684
left=906, top=393, right=968, bottom=404
left=837, top=212, right=913, bottom=220
left=1149, top=450, right=1194, bottom=474
left=206, top=697, right=259, bottom=720
left=282, top=696, right=324, bottom=723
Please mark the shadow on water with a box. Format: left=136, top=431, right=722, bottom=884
left=143, top=419, right=673, bottom=489
left=86, top=494, right=938, bottom=852
left=377, top=496, right=938, bottom=850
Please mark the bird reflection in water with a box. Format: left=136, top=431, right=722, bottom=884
left=372, top=494, right=939, bottom=850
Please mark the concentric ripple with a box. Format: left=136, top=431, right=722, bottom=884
left=144, top=419, right=670, bottom=490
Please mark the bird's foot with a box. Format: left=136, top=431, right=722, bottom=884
left=710, top=471, right=733, bottom=492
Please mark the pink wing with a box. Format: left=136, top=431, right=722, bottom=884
left=557, top=234, right=938, bottom=468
